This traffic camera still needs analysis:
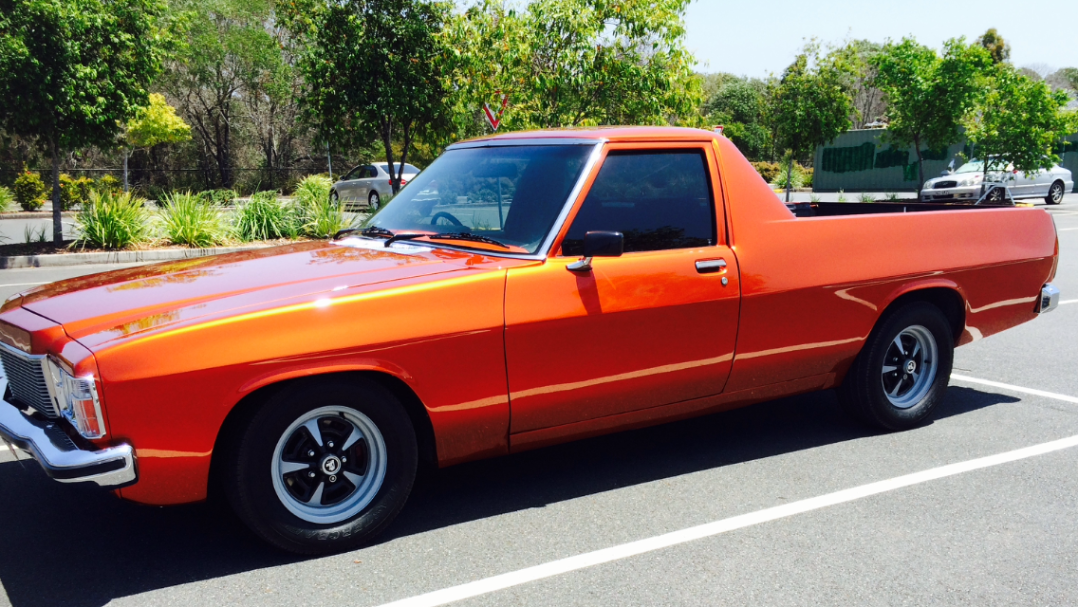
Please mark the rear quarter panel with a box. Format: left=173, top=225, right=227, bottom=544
left=715, top=137, right=1057, bottom=392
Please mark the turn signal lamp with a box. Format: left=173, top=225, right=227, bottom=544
left=51, top=364, right=106, bottom=439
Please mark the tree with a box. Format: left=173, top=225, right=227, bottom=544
left=282, top=0, right=451, bottom=193
left=1047, top=67, right=1078, bottom=94
left=0, top=0, right=173, bottom=243
left=768, top=46, right=855, bottom=201
left=164, top=0, right=297, bottom=189
left=828, top=39, right=886, bottom=129
left=704, top=76, right=769, bottom=159
left=964, top=65, right=1078, bottom=192
left=977, top=28, right=1011, bottom=64
left=444, top=0, right=702, bottom=137
left=872, top=38, right=992, bottom=198
left=125, top=93, right=192, bottom=190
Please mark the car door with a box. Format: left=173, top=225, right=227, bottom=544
left=504, top=144, right=741, bottom=434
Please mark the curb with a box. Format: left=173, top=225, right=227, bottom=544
left=0, top=212, right=77, bottom=220
left=0, top=245, right=275, bottom=269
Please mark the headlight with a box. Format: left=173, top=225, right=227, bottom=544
left=46, top=360, right=106, bottom=439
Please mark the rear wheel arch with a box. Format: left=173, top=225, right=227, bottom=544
left=209, top=370, right=437, bottom=502
left=880, top=287, right=965, bottom=343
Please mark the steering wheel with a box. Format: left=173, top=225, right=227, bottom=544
left=430, top=211, right=464, bottom=227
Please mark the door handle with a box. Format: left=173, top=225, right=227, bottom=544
left=695, top=259, right=727, bottom=274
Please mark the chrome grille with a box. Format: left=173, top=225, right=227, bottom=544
left=934, top=180, right=957, bottom=189
left=0, top=345, right=58, bottom=419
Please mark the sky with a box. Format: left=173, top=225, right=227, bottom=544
left=683, top=0, right=1078, bottom=78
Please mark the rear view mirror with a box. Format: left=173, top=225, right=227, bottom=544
left=567, top=231, right=623, bottom=272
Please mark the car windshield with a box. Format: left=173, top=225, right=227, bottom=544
left=376, top=163, right=420, bottom=174
left=955, top=161, right=984, bottom=174
left=363, top=145, right=594, bottom=254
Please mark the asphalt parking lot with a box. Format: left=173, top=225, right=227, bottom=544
left=0, top=194, right=1076, bottom=607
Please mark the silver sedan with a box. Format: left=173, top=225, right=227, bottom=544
left=330, top=162, right=421, bottom=211
left=923, top=160, right=1073, bottom=205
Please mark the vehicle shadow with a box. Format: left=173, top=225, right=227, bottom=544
left=0, top=386, right=1016, bottom=607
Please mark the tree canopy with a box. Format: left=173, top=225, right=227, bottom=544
left=444, top=0, right=702, bottom=137
left=127, top=94, right=192, bottom=149
left=0, top=0, right=173, bottom=242
left=872, top=37, right=992, bottom=195
left=964, top=65, right=1078, bottom=184
left=977, top=28, right=1011, bottom=64
left=281, top=0, right=451, bottom=191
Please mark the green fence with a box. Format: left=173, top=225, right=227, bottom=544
left=813, top=129, right=1078, bottom=193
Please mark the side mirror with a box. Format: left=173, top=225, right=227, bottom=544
left=568, top=231, right=623, bottom=272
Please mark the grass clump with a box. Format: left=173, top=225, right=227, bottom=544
left=0, top=186, right=14, bottom=213
left=235, top=191, right=299, bottom=241
left=294, top=175, right=354, bottom=238
left=160, top=191, right=228, bottom=247
left=859, top=192, right=875, bottom=203
left=76, top=190, right=152, bottom=249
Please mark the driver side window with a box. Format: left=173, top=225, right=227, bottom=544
left=561, top=150, right=716, bottom=256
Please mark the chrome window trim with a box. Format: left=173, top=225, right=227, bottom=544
left=446, top=137, right=602, bottom=150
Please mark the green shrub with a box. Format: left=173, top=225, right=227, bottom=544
left=197, top=189, right=238, bottom=206
left=160, top=191, right=228, bottom=247
left=751, top=161, right=782, bottom=183
left=23, top=224, right=47, bottom=243
left=801, top=167, right=814, bottom=188
left=770, top=163, right=809, bottom=189
left=76, top=190, right=152, bottom=249
left=0, top=186, right=14, bottom=213
left=13, top=171, right=47, bottom=211
left=96, top=174, right=122, bottom=194
left=235, top=191, right=298, bottom=241
left=294, top=175, right=353, bottom=238
left=59, top=174, right=94, bottom=210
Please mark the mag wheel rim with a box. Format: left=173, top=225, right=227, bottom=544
left=881, top=325, right=938, bottom=409
left=271, top=406, right=388, bottom=524
left=1051, top=184, right=1063, bottom=203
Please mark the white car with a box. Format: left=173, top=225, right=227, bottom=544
left=330, top=162, right=421, bottom=210
left=922, top=160, right=1072, bottom=205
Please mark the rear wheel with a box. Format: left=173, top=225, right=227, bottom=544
left=1046, top=181, right=1065, bottom=205
left=368, top=191, right=381, bottom=211
left=224, top=377, right=417, bottom=555
left=837, top=302, right=954, bottom=431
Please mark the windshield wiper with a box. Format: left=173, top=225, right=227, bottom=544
left=384, top=232, right=427, bottom=247
left=333, top=225, right=394, bottom=240
left=428, top=232, right=510, bottom=249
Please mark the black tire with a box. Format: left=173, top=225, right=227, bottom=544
left=368, top=191, right=380, bottom=211
left=224, top=377, right=417, bottom=555
left=330, top=189, right=339, bottom=204
left=1046, top=181, right=1065, bottom=205
left=837, top=302, right=954, bottom=431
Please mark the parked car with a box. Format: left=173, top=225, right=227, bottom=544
left=922, top=159, right=1073, bottom=204
left=0, top=127, right=1060, bottom=555
left=330, top=162, right=420, bottom=210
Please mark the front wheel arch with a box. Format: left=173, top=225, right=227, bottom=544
left=208, top=371, right=437, bottom=504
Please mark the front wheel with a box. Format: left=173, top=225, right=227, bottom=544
left=224, top=377, right=417, bottom=555
left=837, top=302, right=954, bottom=431
left=368, top=191, right=381, bottom=211
left=1046, top=181, right=1065, bottom=205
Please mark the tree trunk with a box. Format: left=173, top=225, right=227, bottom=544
left=785, top=153, right=793, bottom=203
left=50, top=139, right=62, bottom=245
left=913, top=136, right=925, bottom=201
left=380, top=118, right=399, bottom=195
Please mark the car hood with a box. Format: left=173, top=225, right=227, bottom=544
left=16, top=239, right=520, bottom=350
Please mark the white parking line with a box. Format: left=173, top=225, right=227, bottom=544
left=376, top=376, right=1078, bottom=607
left=1060, top=299, right=1078, bottom=305
left=951, top=374, right=1078, bottom=404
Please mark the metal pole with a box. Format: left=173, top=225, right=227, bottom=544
left=326, top=143, right=333, bottom=181
left=123, top=149, right=129, bottom=193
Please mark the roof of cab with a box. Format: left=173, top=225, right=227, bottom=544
left=457, top=126, right=720, bottom=145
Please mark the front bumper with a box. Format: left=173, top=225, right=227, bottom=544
left=0, top=377, right=136, bottom=487
left=922, top=185, right=981, bottom=201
